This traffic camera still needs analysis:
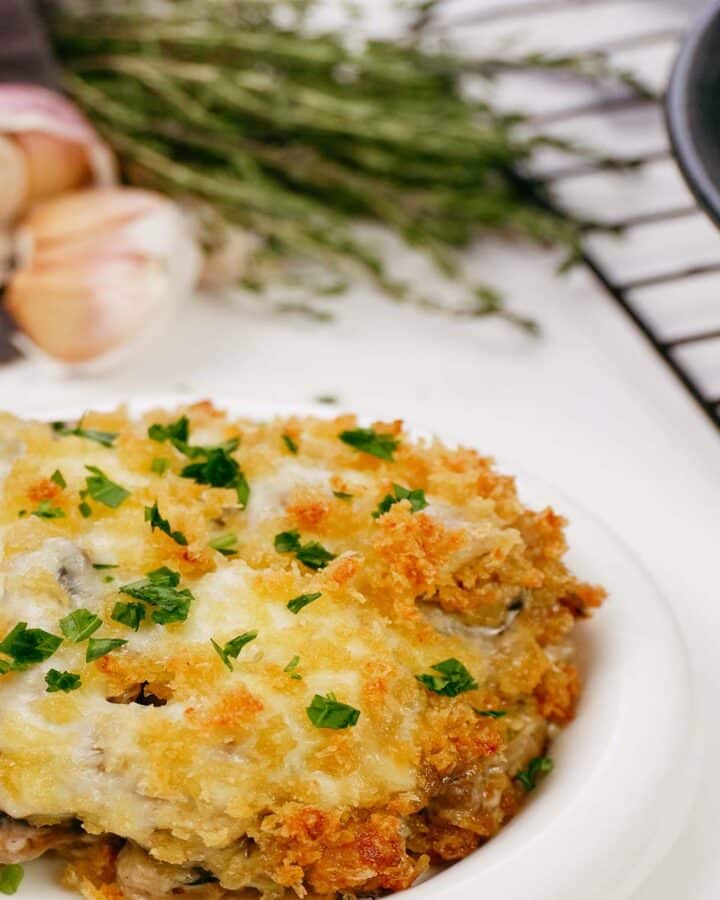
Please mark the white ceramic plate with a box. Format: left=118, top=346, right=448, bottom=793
left=10, top=398, right=700, bottom=900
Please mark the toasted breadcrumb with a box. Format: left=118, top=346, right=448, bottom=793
left=0, top=405, right=604, bottom=899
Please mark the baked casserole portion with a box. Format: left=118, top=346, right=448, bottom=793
left=0, top=404, right=604, bottom=899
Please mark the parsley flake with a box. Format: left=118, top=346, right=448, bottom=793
left=111, top=601, right=146, bottom=631
left=180, top=448, right=249, bottom=506
left=51, top=421, right=118, bottom=447
left=211, top=631, right=258, bottom=671
left=274, top=530, right=301, bottom=553
left=50, top=469, right=66, bottom=488
left=148, top=416, right=189, bottom=447
left=32, top=500, right=66, bottom=519
left=151, top=457, right=170, bottom=476
left=45, top=669, right=81, bottom=693
left=0, top=863, right=23, bottom=895
left=92, top=563, right=118, bottom=570
left=282, top=433, right=299, bottom=454
left=274, top=531, right=336, bottom=570
left=287, top=592, right=322, bottom=615
left=145, top=502, right=187, bottom=545
left=84, top=466, right=130, bottom=509
left=339, top=427, right=399, bottom=461
left=59, top=609, right=102, bottom=643
left=209, top=533, right=238, bottom=556
left=149, top=418, right=249, bottom=505
left=0, top=623, right=62, bottom=670
left=306, top=693, right=360, bottom=729
left=119, top=567, right=194, bottom=624
left=474, top=708, right=507, bottom=719
left=78, top=501, right=92, bottom=518
left=416, top=658, right=478, bottom=697
left=86, top=637, right=127, bottom=662
left=373, top=483, right=428, bottom=518
left=284, top=655, right=302, bottom=679
left=515, top=756, right=554, bottom=792
left=332, top=490, right=353, bottom=501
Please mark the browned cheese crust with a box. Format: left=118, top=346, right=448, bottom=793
left=0, top=404, right=604, bottom=899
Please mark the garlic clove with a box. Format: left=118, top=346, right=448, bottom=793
left=5, top=257, right=174, bottom=364
left=17, top=190, right=201, bottom=286
left=5, top=186, right=202, bottom=368
left=17, top=187, right=160, bottom=254
left=0, top=84, right=116, bottom=225
left=14, top=131, right=93, bottom=208
left=0, top=135, right=28, bottom=226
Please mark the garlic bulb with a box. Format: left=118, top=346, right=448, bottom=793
left=0, top=84, right=115, bottom=226
left=5, top=188, right=201, bottom=367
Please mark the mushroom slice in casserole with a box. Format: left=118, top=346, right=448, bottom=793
left=0, top=404, right=604, bottom=899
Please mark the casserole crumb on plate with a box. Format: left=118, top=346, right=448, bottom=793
left=0, top=402, right=604, bottom=899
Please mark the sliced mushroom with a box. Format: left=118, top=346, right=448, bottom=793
left=7, top=538, right=101, bottom=609
left=0, top=814, right=87, bottom=864
left=116, top=843, right=227, bottom=899
left=106, top=682, right=169, bottom=707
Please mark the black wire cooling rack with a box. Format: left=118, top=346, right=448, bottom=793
left=436, top=0, right=720, bottom=433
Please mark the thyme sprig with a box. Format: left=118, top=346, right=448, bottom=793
left=50, top=1, right=641, bottom=328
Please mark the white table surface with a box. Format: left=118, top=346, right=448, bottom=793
left=1, top=1, right=719, bottom=897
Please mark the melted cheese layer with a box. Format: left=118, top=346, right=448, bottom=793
left=0, top=405, right=604, bottom=897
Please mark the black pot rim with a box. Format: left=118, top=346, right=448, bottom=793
left=666, top=0, right=720, bottom=226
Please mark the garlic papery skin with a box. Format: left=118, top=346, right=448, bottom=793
left=0, top=84, right=116, bottom=226
left=5, top=188, right=201, bottom=368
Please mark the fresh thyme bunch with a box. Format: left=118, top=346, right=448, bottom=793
left=49, top=1, right=637, bottom=328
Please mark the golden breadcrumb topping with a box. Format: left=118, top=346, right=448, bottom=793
left=0, top=404, right=604, bottom=899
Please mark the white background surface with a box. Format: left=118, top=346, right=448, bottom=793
left=1, top=0, right=719, bottom=897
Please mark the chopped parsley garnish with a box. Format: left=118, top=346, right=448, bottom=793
left=50, top=469, right=66, bottom=488
left=180, top=447, right=249, bottom=506
left=0, top=863, right=24, bottom=895
left=515, top=756, right=554, bottom=792
left=339, top=427, right=399, bottom=461
left=416, top=658, right=478, bottom=697
left=17, top=510, right=26, bottom=518
left=92, top=563, right=118, bottom=570
left=332, top=490, right=353, bottom=501
left=59, top=609, right=102, bottom=642
left=111, top=601, right=146, bottom=631
left=315, top=394, right=338, bottom=405
left=282, top=433, right=299, bottom=454
left=373, top=483, right=428, bottom=518
left=31, top=500, right=66, bottom=519
left=274, top=530, right=302, bottom=553
left=149, top=417, right=249, bottom=505
left=84, top=466, right=130, bottom=508
left=0, top=623, right=62, bottom=671
left=209, top=533, right=238, bottom=556
left=148, top=415, right=190, bottom=447
left=297, top=543, right=336, bottom=569
left=144, top=502, right=187, bottom=545
left=287, top=592, right=322, bottom=615
left=284, top=655, right=301, bottom=679
left=211, top=630, right=258, bottom=671
left=45, top=669, right=81, bottom=693
left=79, top=501, right=92, bottom=518
left=86, top=637, right=127, bottom=662
left=151, top=457, right=170, bottom=476
left=306, top=693, right=360, bottom=729
left=474, top=708, right=507, bottom=719
left=119, top=567, right=194, bottom=625
left=51, top=421, right=118, bottom=447
left=273, top=530, right=336, bottom=570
